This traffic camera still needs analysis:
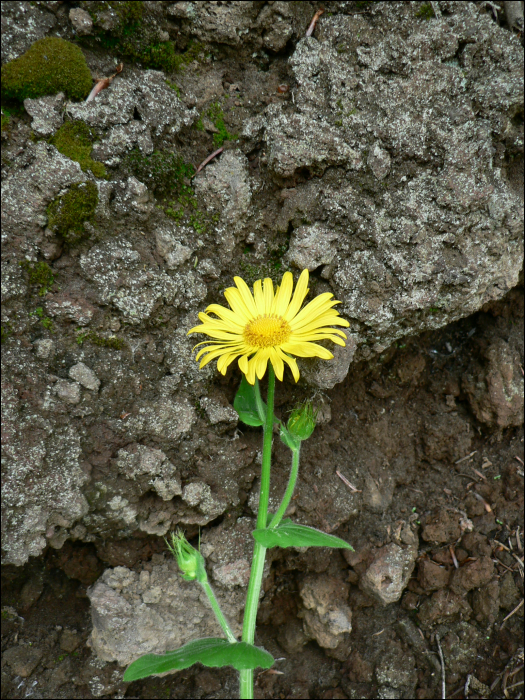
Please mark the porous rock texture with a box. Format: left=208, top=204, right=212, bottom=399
left=1, top=0, right=523, bottom=687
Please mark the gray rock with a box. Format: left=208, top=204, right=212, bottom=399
left=368, top=142, right=391, bottom=180
left=1, top=2, right=56, bottom=63
left=201, top=518, right=269, bottom=590
left=2, top=142, right=86, bottom=259
left=55, top=379, right=81, bottom=405
left=88, top=557, right=246, bottom=666
left=360, top=536, right=418, bottom=605
left=155, top=224, right=193, bottom=269
left=116, top=444, right=182, bottom=502
left=299, top=575, right=352, bottom=650
left=3, top=645, right=44, bottom=678
left=34, top=339, right=55, bottom=360
left=2, top=369, right=88, bottom=565
left=1, top=261, right=26, bottom=302
left=300, top=334, right=358, bottom=389
left=45, top=296, right=95, bottom=327
left=111, top=177, right=154, bottom=219
left=69, top=7, right=94, bottom=36
left=287, top=223, right=339, bottom=271
left=182, top=482, right=227, bottom=522
left=194, top=150, right=252, bottom=264
left=91, top=121, right=154, bottom=165
left=200, top=397, right=238, bottom=425
left=79, top=236, right=182, bottom=324
left=261, top=105, right=362, bottom=180
left=67, top=70, right=196, bottom=136
left=24, top=93, right=65, bottom=137
left=463, top=335, right=524, bottom=428
left=69, top=362, right=101, bottom=391
left=126, top=398, right=196, bottom=442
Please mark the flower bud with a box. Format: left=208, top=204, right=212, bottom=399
left=166, top=530, right=207, bottom=583
left=287, top=402, right=318, bottom=442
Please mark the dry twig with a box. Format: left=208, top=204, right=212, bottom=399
left=86, top=63, right=123, bottom=102
left=306, top=8, right=324, bottom=36
left=500, top=598, right=524, bottom=628
left=436, top=634, right=446, bottom=699
left=336, top=470, right=362, bottom=492
left=194, top=147, right=224, bottom=175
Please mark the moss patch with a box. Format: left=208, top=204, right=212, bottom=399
left=76, top=329, right=125, bottom=349
left=1, top=37, right=92, bottom=102
left=47, top=181, right=99, bottom=244
left=207, top=102, right=236, bottom=148
left=93, top=2, right=204, bottom=73
left=50, top=121, right=107, bottom=179
left=124, top=149, right=194, bottom=196
left=415, top=3, right=434, bottom=19
left=19, top=261, right=55, bottom=296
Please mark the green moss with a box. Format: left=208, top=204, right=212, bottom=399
left=124, top=149, right=194, bottom=196
left=94, top=2, right=203, bottom=73
left=50, top=121, right=107, bottom=179
left=194, top=117, right=204, bottom=131
left=415, top=3, right=434, bottom=19
left=207, top=102, right=236, bottom=148
left=1, top=37, right=92, bottom=102
left=20, top=261, right=55, bottom=296
left=165, top=80, right=181, bottom=97
left=31, top=307, right=54, bottom=332
left=1, top=112, right=9, bottom=133
left=1, top=325, right=11, bottom=343
left=76, top=328, right=125, bottom=349
left=47, top=181, right=99, bottom=244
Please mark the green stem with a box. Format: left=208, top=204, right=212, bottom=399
left=239, top=365, right=275, bottom=699
left=199, top=580, right=236, bottom=644
left=269, top=445, right=300, bottom=529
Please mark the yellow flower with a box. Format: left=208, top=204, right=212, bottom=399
left=188, top=269, right=350, bottom=384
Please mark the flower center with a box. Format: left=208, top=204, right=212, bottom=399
left=243, top=315, right=291, bottom=348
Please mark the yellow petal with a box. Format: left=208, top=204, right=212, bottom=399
left=246, top=355, right=258, bottom=385
left=284, top=270, right=310, bottom=322
left=238, top=353, right=250, bottom=374
left=253, top=279, right=265, bottom=316
left=234, top=276, right=258, bottom=318
left=256, top=348, right=271, bottom=380
left=289, top=293, right=339, bottom=329
left=291, top=326, right=348, bottom=340
left=275, top=347, right=300, bottom=382
left=224, top=287, right=253, bottom=323
left=269, top=347, right=284, bottom=381
left=217, top=350, right=243, bottom=374
left=272, top=271, right=293, bottom=316
left=191, top=327, right=243, bottom=342
left=281, top=341, right=334, bottom=359
left=263, top=278, right=275, bottom=314
left=293, top=332, right=346, bottom=346
left=196, top=343, right=245, bottom=362
left=204, top=304, right=246, bottom=331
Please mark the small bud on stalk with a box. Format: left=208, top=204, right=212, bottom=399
left=287, top=402, right=318, bottom=442
left=166, top=530, right=207, bottom=583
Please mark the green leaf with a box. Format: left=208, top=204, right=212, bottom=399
left=279, top=423, right=299, bottom=452
left=123, top=638, right=274, bottom=682
left=234, top=376, right=264, bottom=426
left=253, top=520, right=354, bottom=550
